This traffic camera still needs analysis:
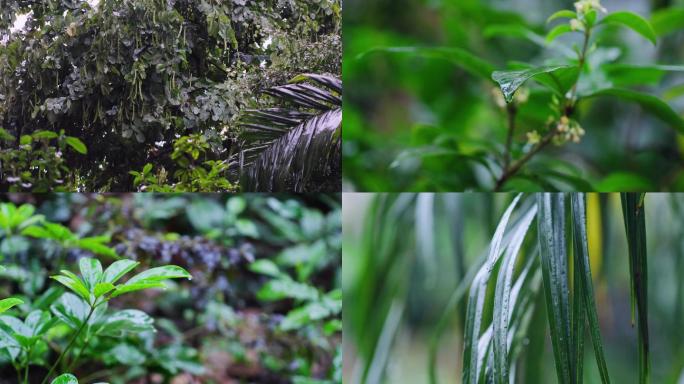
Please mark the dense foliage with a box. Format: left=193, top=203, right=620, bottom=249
left=344, top=0, right=684, bottom=191
left=1, top=194, right=341, bottom=383
left=343, top=193, right=684, bottom=383
left=0, top=0, right=341, bottom=192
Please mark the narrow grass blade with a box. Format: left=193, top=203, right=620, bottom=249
left=492, top=205, right=538, bottom=384
left=620, top=193, right=650, bottom=384
left=462, top=194, right=522, bottom=384
left=571, top=194, right=611, bottom=383
left=537, top=193, right=572, bottom=384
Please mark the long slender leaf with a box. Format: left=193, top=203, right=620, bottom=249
left=571, top=194, right=611, bottom=383
left=492, top=204, right=537, bottom=384
left=620, top=193, right=650, bottom=384
left=537, top=193, right=572, bottom=384
left=462, top=194, right=522, bottom=383
left=357, top=46, right=495, bottom=81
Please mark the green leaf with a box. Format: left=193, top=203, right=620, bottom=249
left=50, top=373, right=78, bottom=384
left=76, top=238, right=118, bottom=259
left=110, top=282, right=166, bottom=298
left=547, top=10, right=577, bottom=24
left=493, top=65, right=577, bottom=102
left=0, top=298, right=23, bottom=314
left=651, top=7, right=684, bottom=36
left=96, top=309, right=154, bottom=337
left=620, top=193, right=649, bottom=384
left=125, top=265, right=192, bottom=285
left=94, top=282, right=116, bottom=298
left=585, top=88, right=684, bottom=134
left=462, top=194, right=522, bottom=383
left=79, top=257, right=103, bottom=290
left=249, top=259, right=283, bottom=278
left=257, top=279, right=319, bottom=302
left=357, top=46, right=495, bottom=81
left=32, top=130, right=59, bottom=140
left=595, top=172, right=653, bottom=192
left=65, top=136, right=88, bottom=154
left=102, top=260, right=140, bottom=285
left=51, top=274, right=91, bottom=302
left=537, top=193, right=572, bottom=384
left=492, top=205, right=538, bottom=383
left=599, top=11, right=657, bottom=45
left=603, top=64, right=684, bottom=87
left=546, top=24, right=574, bottom=43
left=571, top=194, right=611, bottom=383
left=21, top=225, right=55, bottom=239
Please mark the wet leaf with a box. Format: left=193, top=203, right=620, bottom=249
left=492, top=65, right=575, bottom=102
left=599, top=11, right=657, bottom=45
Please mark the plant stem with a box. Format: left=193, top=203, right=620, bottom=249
left=495, top=128, right=557, bottom=191
left=503, top=103, right=517, bottom=169
left=41, top=305, right=96, bottom=384
left=23, top=348, right=31, bottom=384
left=66, top=335, right=92, bottom=373
left=496, top=25, right=592, bottom=190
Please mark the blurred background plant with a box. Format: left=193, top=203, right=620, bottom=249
left=343, top=0, right=684, bottom=191
left=0, top=193, right=341, bottom=383
left=343, top=192, right=684, bottom=383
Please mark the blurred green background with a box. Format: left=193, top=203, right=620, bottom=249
left=343, top=0, right=684, bottom=191
left=342, top=193, right=684, bottom=383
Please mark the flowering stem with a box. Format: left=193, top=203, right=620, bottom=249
left=495, top=127, right=557, bottom=191
left=496, top=21, right=592, bottom=190
left=503, top=103, right=517, bottom=169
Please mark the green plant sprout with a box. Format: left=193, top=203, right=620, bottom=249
left=0, top=258, right=191, bottom=384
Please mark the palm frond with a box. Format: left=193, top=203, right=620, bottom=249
left=237, top=73, right=341, bottom=192
left=621, top=192, right=650, bottom=384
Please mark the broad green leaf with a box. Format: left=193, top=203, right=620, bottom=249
left=599, top=11, right=657, bottom=45
left=0, top=298, right=23, bottom=314
left=492, top=205, right=537, bottom=383
left=38, top=222, right=75, bottom=241
left=571, top=194, right=611, bottom=383
left=546, top=24, right=573, bottom=43
left=492, top=66, right=576, bottom=102
left=51, top=373, right=78, bottom=384
left=51, top=274, right=91, bottom=302
left=620, top=193, right=649, bottom=384
left=537, top=193, right=572, bottom=384
left=76, top=238, right=118, bottom=259
left=125, top=265, right=191, bottom=285
left=249, top=259, right=283, bottom=278
left=32, top=130, right=59, bottom=140
left=79, top=257, right=103, bottom=290
left=65, top=136, right=88, bottom=154
left=462, top=194, right=522, bottom=383
left=97, top=309, right=154, bottom=337
left=663, top=83, right=684, bottom=101
left=102, top=260, right=140, bottom=284
left=357, top=46, right=495, bottom=81
left=256, top=279, right=319, bottom=302
left=603, top=64, right=684, bottom=87
left=584, top=88, right=684, bottom=134
left=547, top=10, right=577, bottom=24
left=595, top=173, right=654, bottom=192
left=110, top=282, right=166, bottom=298
left=94, top=282, right=116, bottom=298
left=51, top=293, right=100, bottom=330
left=21, top=225, right=54, bottom=239
left=651, top=7, right=684, bottom=36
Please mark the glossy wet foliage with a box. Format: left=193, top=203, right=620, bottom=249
left=1, top=194, right=341, bottom=383
left=0, top=0, right=341, bottom=192
left=344, top=0, right=684, bottom=191
left=343, top=193, right=684, bottom=383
